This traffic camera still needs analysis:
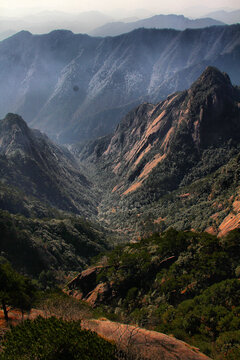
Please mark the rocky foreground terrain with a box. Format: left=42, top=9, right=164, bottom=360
left=0, top=309, right=211, bottom=360
left=82, top=319, right=211, bottom=360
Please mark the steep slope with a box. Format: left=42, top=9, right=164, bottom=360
left=76, top=67, right=240, bottom=237
left=91, top=14, right=224, bottom=37
left=0, top=25, right=240, bottom=143
left=0, top=113, right=97, bottom=217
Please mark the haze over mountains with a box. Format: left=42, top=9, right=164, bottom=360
left=205, top=9, right=240, bottom=24
left=0, top=7, right=239, bottom=40
left=0, top=10, right=113, bottom=37
left=0, top=24, right=240, bottom=144
left=90, top=14, right=224, bottom=37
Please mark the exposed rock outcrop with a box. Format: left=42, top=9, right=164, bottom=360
left=81, top=319, right=211, bottom=360
left=67, top=266, right=113, bottom=306
left=75, top=67, right=240, bottom=237
left=80, top=67, right=240, bottom=196
left=67, top=266, right=103, bottom=298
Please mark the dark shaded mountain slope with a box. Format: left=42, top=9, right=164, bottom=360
left=0, top=209, right=109, bottom=281
left=76, top=67, right=240, bottom=237
left=0, top=113, right=97, bottom=217
left=0, top=25, right=240, bottom=143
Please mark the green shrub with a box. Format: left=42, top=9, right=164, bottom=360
left=215, top=331, right=240, bottom=360
left=156, top=280, right=240, bottom=359
left=0, top=316, right=116, bottom=360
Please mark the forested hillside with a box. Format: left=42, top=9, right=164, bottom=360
left=68, top=228, right=240, bottom=359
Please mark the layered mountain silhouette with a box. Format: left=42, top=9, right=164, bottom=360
left=0, top=10, right=113, bottom=37
left=0, top=113, right=97, bottom=217
left=205, top=9, right=240, bottom=24
left=91, top=14, right=224, bottom=37
left=0, top=25, right=240, bottom=144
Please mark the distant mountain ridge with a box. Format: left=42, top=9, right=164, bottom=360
left=205, top=9, right=240, bottom=24
left=0, top=10, right=225, bottom=40
left=0, top=10, right=113, bottom=36
left=0, top=25, right=240, bottom=144
left=90, top=13, right=224, bottom=37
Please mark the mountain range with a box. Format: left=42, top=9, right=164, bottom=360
left=0, top=10, right=113, bottom=36
left=1, top=67, right=240, bottom=241
left=0, top=11, right=227, bottom=40
left=205, top=9, right=240, bottom=24
left=90, top=14, right=224, bottom=37
left=0, top=25, right=240, bottom=144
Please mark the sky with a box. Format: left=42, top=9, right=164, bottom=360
left=0, top=0, right=239, bottom=17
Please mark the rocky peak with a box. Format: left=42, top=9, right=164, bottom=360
left=191, top=66, right=232, bottom=91
left=0, top=113, right=33, bottom=155
left=188, top=66, right=237, bottom=111
left=1, top=113, right=29, bottom=132
left=76, top=67, right=240, bottom=214
left=187, top=67, right=240, bottom=149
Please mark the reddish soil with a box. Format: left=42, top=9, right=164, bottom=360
left=0, top=308, right=44, bottom=328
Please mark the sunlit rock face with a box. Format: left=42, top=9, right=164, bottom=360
left=75, top=67, right=240, bottom=237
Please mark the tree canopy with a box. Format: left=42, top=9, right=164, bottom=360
left=0, top=262, right=37, bottom=321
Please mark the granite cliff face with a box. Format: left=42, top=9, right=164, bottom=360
left=77, top=67, right=240, bottom=236
left=0, top=25, right=240, bottom=143
left=80, top=67, right=240, bottom=194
